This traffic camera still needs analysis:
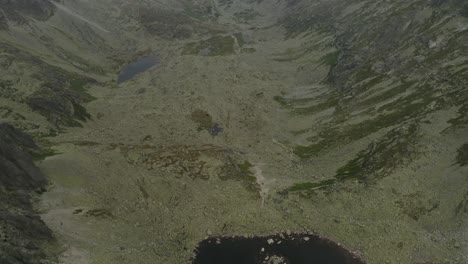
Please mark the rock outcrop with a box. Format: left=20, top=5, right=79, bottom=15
left=0, top=123, right=56, bottom=264
left=0, top=0, right=55, bottom=29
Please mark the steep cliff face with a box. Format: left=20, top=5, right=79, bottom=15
left=0, top=1, right=103, bottom=263
left=0, top=123, right=55, bottom=264
left=0, top=123, right=46, bottom=189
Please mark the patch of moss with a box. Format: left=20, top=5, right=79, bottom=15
left=220, top=159, right=259, bottom=195
left=0, top=106, right=13, bottom=118
left=191, top=109, right=213, bottom=131
left=292, top=97, right=339, bottom=115
left=242, top=48, right=256, bottom=54
left=272, top=47, right=310, bottom=62
left=275, top=91, right=339, bottom=115
left=319, top=51, right=339, bottom=68
left=335, top=124, right=418, bottom=181
left=395, top=193, right=439, bottom=220
left=219, top=0, right=233, bottom=7
left=58, top=48, right=105, bottom=75
left=238, top=160, right=253, bottom=176
left=448, top=104, right=468, bottom=127
left=31, top=148, right=59, bottom=161
left=460, top=4, right=468, bottom=17
left=182, top=35, right=236, bottom=56
left=353, top=75, right=387, bottom=94
left=353, top=65, right=376, bottom=82
left=69, top=141, right=100, bottom=146
left=294, top=83, right=436, bottom=159
left=455, top=191, right=468, bottom=215
left=293, top=139, right=330, bottom=159
left=359, top=80, right=415, bottom=107
left=285, top=179, right=336, bottom=193
left=0, top=79, right=13, bottom=89
left=233, top=33, right=246, bottom=47
left=85, top=208, right=113, bottom=218
left=273, top=95, right=292, bottom=108
left=72, top=102, right=92, bottom=121
left=44, top=62, right=97, bottom=102
left=69, top=78, right=88, bottom=93
left=69, top=76, right=96, bottom=102
left=456, top=144, right=468, bottom=167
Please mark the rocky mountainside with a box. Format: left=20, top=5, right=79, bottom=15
left=0, top=0, right=467, bottom=263
left=280, top=0, right=468, bottom=161
left=0, top=123, right=55, bottom=263
left=0, top=0, right=55, bottom=30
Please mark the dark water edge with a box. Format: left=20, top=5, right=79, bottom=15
left=117, top=55, right=160, bottom=84
left=191, top=233, right=365, bottom=264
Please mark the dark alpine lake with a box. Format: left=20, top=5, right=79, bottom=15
left=191, top=233, right=364, bottom=264
left=117, top=55, right=160, bottom=83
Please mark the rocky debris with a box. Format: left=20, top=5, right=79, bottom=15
left=263, top=255, right=287, bottom=264
left=395, top=193, right=440, bottom=221
left=0, top=123, right=56, bottom=263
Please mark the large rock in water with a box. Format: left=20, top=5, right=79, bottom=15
left=0, top=123, right=56, bottom=264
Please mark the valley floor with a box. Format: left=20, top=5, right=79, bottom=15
left=2, top=0, right=466, bottom=263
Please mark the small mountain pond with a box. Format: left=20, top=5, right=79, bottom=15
left=117, top=55, right=160, bottom=83
left=191, top=233, right=364, bottom=264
